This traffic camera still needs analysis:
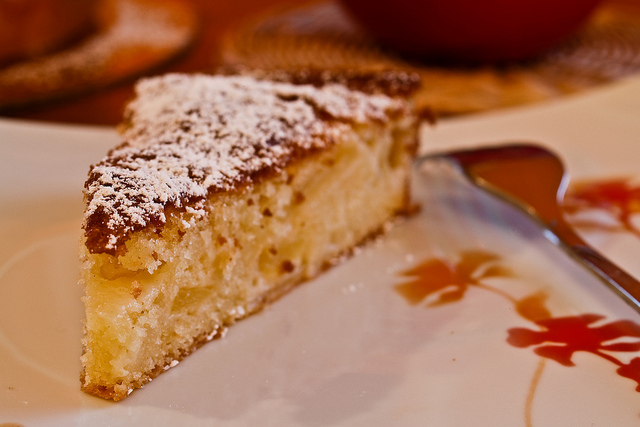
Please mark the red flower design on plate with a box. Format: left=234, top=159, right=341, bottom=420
left=617, top=357, right=640, bottom=392
left=507, top=313, right=640, bottom=366
left=564, top=178, right=640, bottom=237
left=395, top=249, right=640, bottom=399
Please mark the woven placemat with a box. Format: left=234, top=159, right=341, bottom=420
left=0, top=0, right=197, bottom=111
left=220, top=1, right=640, bottom=116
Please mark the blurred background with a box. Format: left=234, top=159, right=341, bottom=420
left=1, top=0, right=639, bottom=126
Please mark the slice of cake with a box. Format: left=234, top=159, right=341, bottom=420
left=80, top=73, right=419, bottom=400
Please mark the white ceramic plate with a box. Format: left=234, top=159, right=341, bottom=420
left=2, top=77, right=640, bottom=426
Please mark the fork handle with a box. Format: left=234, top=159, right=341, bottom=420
left=551, top=221, right=640, bottom=312
left=567, top=244, right=640, bottom=311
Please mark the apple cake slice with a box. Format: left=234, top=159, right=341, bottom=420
left=80, top=73, right=419, bottom=400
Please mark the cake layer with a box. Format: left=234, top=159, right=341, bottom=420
left=80, top=74, right=419, bottom=400
left=83, top=74, right=409, bottom=255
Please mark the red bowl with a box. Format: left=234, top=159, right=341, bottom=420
left=339, top=0, right=603, bottom=63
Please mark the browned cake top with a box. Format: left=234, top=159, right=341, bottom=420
left=218, top=65, right=423, bottom=98
left=83, top=73, right=409, bottom=255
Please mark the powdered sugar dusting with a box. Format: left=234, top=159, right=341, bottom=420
left=83, top=73, right=406, bottom=253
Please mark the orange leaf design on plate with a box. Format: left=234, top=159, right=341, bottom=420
left=515, top=292, right=552, bottom=322
left=395, top=250, right=510, bottom=306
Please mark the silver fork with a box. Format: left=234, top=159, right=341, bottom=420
left=420, top=143, right=640, bottom=313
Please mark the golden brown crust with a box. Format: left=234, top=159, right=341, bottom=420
left=218, top=64, right=423, bottom=99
